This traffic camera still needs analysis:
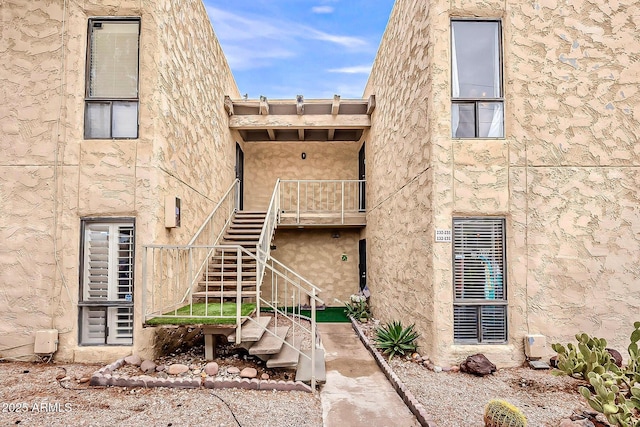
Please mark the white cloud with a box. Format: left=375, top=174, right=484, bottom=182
left=311, top=6, right=334, bottom=14
left=327, top=65, right=372, bottom=74
left=206, top=6, right=369, bottom=69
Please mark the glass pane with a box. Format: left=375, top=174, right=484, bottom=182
left=481, top=305, right=507, bottom=343
left=454, top=305, right=479, bottom=343
left=89, top=21, right=139, bottom=98
left=112, top=102, right=138, bottom=138
left=452, top=103, right=475, bottom=138
left=478, top=102, right=504, bottom=138
left=85, top=102, right=110, bottom=138
left=452, top=21, right=501, bottom=99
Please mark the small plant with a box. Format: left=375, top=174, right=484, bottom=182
left=483, top=399, right=527, bottom=427
left=342, top=294, right=371, bottom=321
left=374, top=320, right=419, bottom=360
left=580, top=371, right=640, bottom=427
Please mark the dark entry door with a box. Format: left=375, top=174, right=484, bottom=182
left=359, top=239, right=367, bottom=291
left=235, top=143, right=244, bottom=210
left=358, top=144, right=365, bottom=211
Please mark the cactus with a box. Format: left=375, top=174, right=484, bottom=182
left=580, top=372, right=640, bottom=427
left=483, top=399, right=527, bottom=427
left=551, top=332, right=619, bottom=380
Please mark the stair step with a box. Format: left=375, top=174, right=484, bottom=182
left=228, top=316, right=271, bottom=343
left=224, top=234, right=260, bottom=241
left=295, top=348, right=326, bottom=384
left=226, top=229, right=262, bottom=235
left=192, top=290, right=257, bottom=299
left=202, top=271, right=257, bottom=277
left=228, top=224, right=264, bottom=229
left=266, top=336, right=302, bottom=368
left=210, top=256, right=256, bottom=263
left=198, top=281, right=257, bottom=288
left=249, top=325, right=289, bottom=355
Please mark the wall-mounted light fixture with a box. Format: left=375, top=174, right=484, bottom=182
left=332, top=231, right=340, bottom=239
left=301, top=152, right=306, bottom=160
left=165, top=195, right=181, bottom=228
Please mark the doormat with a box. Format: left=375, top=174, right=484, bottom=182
left=263, top=306, right=350, bottom=323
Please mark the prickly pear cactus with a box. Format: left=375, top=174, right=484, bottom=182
left=484, top=399, right=527, bottom=427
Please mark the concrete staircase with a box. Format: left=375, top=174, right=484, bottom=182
left=193, top=211, right=265, bottom=301
left=228, top=314, right=326, bottom=384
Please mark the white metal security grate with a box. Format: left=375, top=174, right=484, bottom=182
left=453, top=218, right=506, bottom=344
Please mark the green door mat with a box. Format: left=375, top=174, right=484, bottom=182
left=265, top=306, right=350, bottom=323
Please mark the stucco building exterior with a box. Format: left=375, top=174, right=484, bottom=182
left=1, top=0, right=639, bottom=368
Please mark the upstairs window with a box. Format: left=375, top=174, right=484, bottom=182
left=84, top=19, right=140, bottom=139
left=79, top=220, right=135, bottom=345
left=451, top=20, right=504, bottom=138
left=453, top=217, right=507, bottom=344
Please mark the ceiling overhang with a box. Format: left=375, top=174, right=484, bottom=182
left=226, top=95, right=375, bottom=142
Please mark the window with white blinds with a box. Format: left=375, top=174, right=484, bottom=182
left=79, top=220, right=134, bottom=345
left=453, top=218, right=507, bottom=344
left=84, top=19, right=140, bottom=139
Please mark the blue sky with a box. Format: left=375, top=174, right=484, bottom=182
left=204, top=0, right=396, bottom=99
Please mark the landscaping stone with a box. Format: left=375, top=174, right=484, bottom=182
left=167, top=364, right=189, bottom=375
left=227, top=366, right=240, bottom=375
left=261, top=373, right=270, bottom=380
left=606, top=348, right=623, bottom=367
left=156, top=364, right=166, bottom=372
left=140, top=360, right=156, bottom=373
left=240, top=367, right=257, bottom=378
left=204, top=362, right=219, bottom=376
left=124, top=354, right=142, bottom=366
left=460, top=353, right=496, bottom=376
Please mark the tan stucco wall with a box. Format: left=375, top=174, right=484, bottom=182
left=1, top=0, right=239, bottom=362
left=362, top=0, right=438, bottom=361
left=366, top=0, right=640, bottom=367
left=264, top=229, right=361, bottom=307
left=242, top=142, right=360, bottom=211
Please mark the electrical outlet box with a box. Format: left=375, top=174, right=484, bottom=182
left=165, top=196, right=181, bottom=228
left=524, top=334, right=547, bottom=359
left=34, top=329, right=59, bottom=354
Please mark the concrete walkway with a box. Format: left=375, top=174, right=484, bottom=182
left=318, top=323, right=420, bottom=427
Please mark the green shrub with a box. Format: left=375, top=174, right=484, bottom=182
left=551, top=332, right=619, bottom=380
left=484, top=399, right=527, bottom=427
left=342, top=294, right=371, bottom=321
left=374, top=321, right=419, bottom=360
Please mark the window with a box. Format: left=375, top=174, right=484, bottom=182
left=451, top=20, right=503, bottom=138
left=85, top=19, right=140, bottom=139
left=453, top=218, right=506, bottom=344
left=79, top=220, right=134, bottom=345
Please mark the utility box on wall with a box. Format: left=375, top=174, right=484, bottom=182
left=524, top=334, right=547, bottom=359
left=34, top=329, right=58, bottom=354
left=165, top=196, right=181, bottom=228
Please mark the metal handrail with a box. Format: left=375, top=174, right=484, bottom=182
left=256, top=179, right=281, bottom=292
left=188, top=179, right=239, bottom=246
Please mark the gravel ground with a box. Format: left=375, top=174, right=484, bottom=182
left=0, top=361, right=322, bottom=427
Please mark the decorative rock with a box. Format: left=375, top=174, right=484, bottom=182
left=433, top=366, right=442, bottom=373
left=559, top=419, right=595, bottom=427
left=78, top=377, right=90, bottom=383
left=56, top=372, right=66, bottom=380
left=156, top=364, right=166, bottom=372
left=124, top=354, right=142, bottom=366
left=460, top=353, right=497, bottom=376
left=261, top=373, right=270, bottom=380
left=193, top=369, right=201, bottom=375
left=450, top=365, right=460, bottom=372
left=240, top=367, right=258, bottom=379
left=204, top=362, right=219, bottom=376
left=606, top=348, right=623, bottom=367
left=227, top=367, right=240, bottom=375
left=157, top=371, right=168, bottom=379
left=167, top=364, right=189, bottom=375
left=140, top=360, right=156, bottom=374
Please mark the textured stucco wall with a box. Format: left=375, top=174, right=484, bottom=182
left=366, top=0, right=640, bottom=367
left=242, top=142, right=360, bottom=211
left=263, top=229, right=361, bottom=307
left=1, top=0, right=239, bottom=362
left=362, top=0, right=438, bottom=359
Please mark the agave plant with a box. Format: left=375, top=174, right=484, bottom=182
left=374, top=321, right=419, bottom=360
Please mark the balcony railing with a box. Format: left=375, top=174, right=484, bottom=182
left=278, top=179, right=365, bottom=226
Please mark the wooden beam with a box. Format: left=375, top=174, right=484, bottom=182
left=224, top=95, right=234, bottom=116
left=327, top=129, right=335, bottom=140
left=366, top=94, right=376, bottom=115
left=296, top=95, right=304, bottom=115
left=331, top=95, right=340, bottom=115
left=267, top=129, right=276, bottom=140
left=259, top=96, right=269, bottom=115
left=229, top=114, right=371, bottom=130
left=298, top=128, right=304, bottom=141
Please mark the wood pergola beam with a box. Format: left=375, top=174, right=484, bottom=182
left=224, top=95, right=234, bottom=116
left=259, top=96, right=269, bottom=115
left=267, top=129, right=276, bottom=140
left=229, top=114, right=371, bottom=130
left=367, top=94, right=376, bottom=115
left=331, top=95, right=340, bottom=115
left=296, top=95, right=304, bottom=115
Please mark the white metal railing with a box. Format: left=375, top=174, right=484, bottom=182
left=279, top=179, right=365, bottom=224
left=255, top=179, right=281, bottom=305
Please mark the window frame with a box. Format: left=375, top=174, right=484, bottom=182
left=78, top=218, right=135, bottom=346
left=451, top=19, right=504, bottom=139
left=452, top=217, right=507, bottom=344
left=84, top=17, right=141, bottom=140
